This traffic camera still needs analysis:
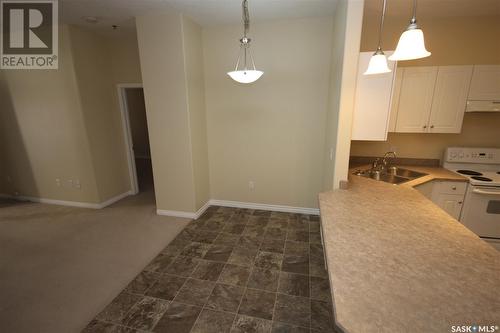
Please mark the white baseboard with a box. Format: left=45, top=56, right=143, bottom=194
left=98, top=191, right=133, bottom=208
left=156, top=199, right=318, bottom=220
left=0, top=190, right=133, bottom=209
left=208, top=199, right=320, bottom=215
left=2, top=191, right=318, bottom=218
left=156, top=209, right=196, bottom=219
left=156, top=200, right=211, bottom=220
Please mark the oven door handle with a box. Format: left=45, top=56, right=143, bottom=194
left=472, top=188, right=500, bottom=196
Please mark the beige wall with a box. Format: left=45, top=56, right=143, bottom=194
left=0, top=25, right=137, bottom=204
left=126, top=88, right=150, bottom=158
left=108, top=32, right=143, bottom=84
left=351, top=113, right=500, bottom=160
left=69, top=26, right=131, bottom=202
left=182, top=16, right=211, bottom=210
left=136, top=12, right=210, bottom=213
left=360, top=15, right=500, bottom=67
left=351, top=15, right=500, bottom=160
left=0, top=25, right=100, bottom=202
left=203, top=17, right=333, bottom=208
left=324, top=0, right=365, bottom=190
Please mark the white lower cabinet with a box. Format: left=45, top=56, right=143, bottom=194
left=433, top=194, right=465, bottom=220
left=415, top=180, right=467, bottom=220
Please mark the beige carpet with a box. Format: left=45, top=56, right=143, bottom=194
left=0, top=190, right=190, bottom=333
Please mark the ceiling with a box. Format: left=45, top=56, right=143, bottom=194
left=60, top=0, right=500, bottom=35
left=364, top=0, right=500, bottom=18
left=60, top=0, right=339, bottom=34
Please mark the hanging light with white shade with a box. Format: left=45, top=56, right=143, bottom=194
left=389, top=0, right=431, bottom=61
left=227, top=0, right=263, bottom=84
left=364, top=0, right=391, bottom=75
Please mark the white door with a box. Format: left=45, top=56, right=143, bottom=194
left=468, top=65, right=500, bottom=101
left=428, top=66, right=473, bottom=133
left=395, top=66, right=438, bottom=133
left=351, top=51, right=397, bottom=141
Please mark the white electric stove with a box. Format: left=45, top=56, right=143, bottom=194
left=443, top=147, right=500, bottom=250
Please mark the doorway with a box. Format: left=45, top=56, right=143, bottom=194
left=117, top=84, right=154, bottom=195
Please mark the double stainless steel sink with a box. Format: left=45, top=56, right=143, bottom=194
left=353, top=167, right=428, bottom=185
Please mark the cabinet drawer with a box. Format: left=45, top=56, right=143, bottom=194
left=434, top=181, right=467, bottom=195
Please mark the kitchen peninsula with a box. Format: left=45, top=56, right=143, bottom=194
left=319, top=168, right=500, bottom=333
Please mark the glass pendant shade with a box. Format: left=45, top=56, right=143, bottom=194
left=364, top=50, right=391, bottom=75
left=227, top=70, right=264, bottom=84
left=364, top=0, right=391, bottom=75
left=228, top=0, right=263, bottom=84
left=388, top=27, right=431, bottom=61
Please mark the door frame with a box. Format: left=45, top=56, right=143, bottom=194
left=117, top=83, right=143, bottom=195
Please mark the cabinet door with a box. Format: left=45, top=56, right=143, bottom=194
left=414, top=180, right=434, bottom=200
left=428, top=66, right=473, bottom=133
left=388, top=68, right=403, bottom=132
left=468, top=65, right=500, bottom=101
left=351, top=51, right=397, bottom=141
left=434, top=193, right=464, bottom=220
left=395, top=67, right=438, bottom=133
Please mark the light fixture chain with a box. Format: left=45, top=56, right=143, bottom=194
left=377, top=0, right=387, bottom=49
left=411, top=0, right=417, bottom=24
left=243, top=0, right=250, bottom=38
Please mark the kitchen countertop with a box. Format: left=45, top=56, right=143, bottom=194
left=319, top=166, right=500, bottom=333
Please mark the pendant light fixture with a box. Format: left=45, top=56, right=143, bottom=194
left=389, top=0, right=431, bottom=61
left=364, top=0, right=391, bottom=75
left=227, top=0, right=263, bottom=84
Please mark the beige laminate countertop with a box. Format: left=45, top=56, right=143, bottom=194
left=319, top=166, right=500, bottom=333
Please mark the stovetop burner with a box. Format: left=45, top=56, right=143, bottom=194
left=471, top=176, right=493, bottom=182
left=457, top=170, right=483, bottom=176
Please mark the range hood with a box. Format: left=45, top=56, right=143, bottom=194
left=466, top=100, right=500, bottom=112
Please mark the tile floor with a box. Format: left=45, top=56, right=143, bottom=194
left=83, top=206, right=337, bottom=333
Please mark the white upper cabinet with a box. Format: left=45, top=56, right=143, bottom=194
left=428, top=66, right=473, bottom=133
left=351, top=52, right=397, bottom=141
left=390, top=65, right=473, bottom=134
left=468, top=65, right=500, bottom=100
left=388, top=69, right=403, bottom=132
left=394, top=67, right=438, bottom=133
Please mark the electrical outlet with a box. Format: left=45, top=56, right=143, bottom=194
left=68, top=179, right=73, bottom=187
left=56, top=178, right=61, bottom=187
left=74, top=179, right=81, bottom=189
left=248, top=181, right=255, bottom=190
left=6, top=176, right=12, bottom=183
left=329, top=148, right=334, bottom=161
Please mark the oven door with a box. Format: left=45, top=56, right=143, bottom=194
left=460, top=185, right=500, bottom=239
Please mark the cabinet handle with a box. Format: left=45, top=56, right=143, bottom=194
left=430, top=125, right=434, bottom=129
left=452, top=186, right=457, bottom=190
left=423, top=125, right=427, bottom=129
left=458, top=201, right=463, bottom=204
